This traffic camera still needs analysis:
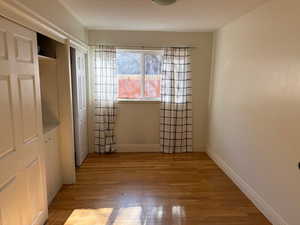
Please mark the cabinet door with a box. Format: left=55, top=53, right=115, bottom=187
left=44, top=128, right=62, bottom=204
left=72, top=49, right=88, bottom=166
left=0, top=17, right=47, bottom=225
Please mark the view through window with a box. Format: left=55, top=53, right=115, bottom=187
left=117, top=50, right=162, bottom=100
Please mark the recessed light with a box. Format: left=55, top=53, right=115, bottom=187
left=152, top=0, right=177, bottom=6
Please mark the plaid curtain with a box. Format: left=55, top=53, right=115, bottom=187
left=93, top=46, right=118, bottom=153
left=160, top=48, right=192, bottom=153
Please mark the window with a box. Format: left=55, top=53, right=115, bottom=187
left=116, top=49, right=162, bottom=101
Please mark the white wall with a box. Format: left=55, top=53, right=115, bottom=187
left=89, top=30, right=213, bottom=152
left=209, top=0, right=300, bottom=224
left=14, top=0, right=87, bottom=42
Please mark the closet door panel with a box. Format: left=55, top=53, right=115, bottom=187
left=14, top=35, right=33, bottom=63
left=0, top=76, right=14, bottom=158
left=0, top=29, right=11, bottom=162
left=73, top=49, right=88, bottom=166
left=26, top=159, right=44, bottom=223
left=18, top=75, right=38, bottom=143
left=13, top=22, right=46, bottom=225
left=0, top=17, right=47, bottom=225
left=0, top=23, right=18, bottom=197
left=0, top=29, right=8, bottom=60
left=0, top=178, right=21, bottom=225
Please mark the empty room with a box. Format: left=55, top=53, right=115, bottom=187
left=0, top=0, right=299, bottom=225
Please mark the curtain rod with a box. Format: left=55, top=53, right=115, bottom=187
left=89, top=44, right=196, bottom=49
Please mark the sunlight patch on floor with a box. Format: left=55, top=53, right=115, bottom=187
left=64, top=208, right=113, bottom=225
left=63, top=206, right=184, bottom=225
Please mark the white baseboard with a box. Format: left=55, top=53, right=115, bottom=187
left=207, top=150, right=289, bottom=225
left=47, top=183, right=62, bottom=206
left=116, top=144, right=206, bottom=153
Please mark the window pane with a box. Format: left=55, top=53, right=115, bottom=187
left=145, top=54, right=162, bottom=75
left=117, top=51, right=142, bottom=98
left=144, top=53, right=161, bottom=98
left=145, top=75, right=160, bottom=98
left=118, top=75, right=142, bottom=99
left=117, top=52, right=141, bottom=74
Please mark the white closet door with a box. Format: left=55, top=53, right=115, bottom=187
left=0, top=17, right=47, bottom=225
left=73, top=49, right=88, bottom=166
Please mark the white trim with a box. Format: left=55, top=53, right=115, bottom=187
left=207, top=149, right=289, bottom=225
left=0, top=0, right=65, bottom=43
left=116, top=144, right=205, bottom=153
left=47, top=183, right=62, bottom=206
left=0, top=0, right=88, bottom=48
left=87, top=47, right=95, bottom=154
left=207, top=32, right=217, bottom=152
left=70, top=39, right=88, bottom=53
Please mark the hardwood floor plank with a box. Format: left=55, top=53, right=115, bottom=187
left=47, top=153, right=271, bottom=225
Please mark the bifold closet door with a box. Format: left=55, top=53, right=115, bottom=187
left=71, top=48, right=88, bottom=166
left=0, top=17, right=47, bottom=225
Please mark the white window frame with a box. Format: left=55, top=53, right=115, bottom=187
left=116, top=49, right=163, bottom=102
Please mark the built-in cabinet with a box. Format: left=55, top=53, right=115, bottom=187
left=37, top=33, right=79, bottom=204
left=38, top=39, right=63, bottom=204
left=37, top=34, right=89, bottom=203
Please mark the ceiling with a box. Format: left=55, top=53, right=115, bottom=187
left=59, top=0, right=268, bottom=31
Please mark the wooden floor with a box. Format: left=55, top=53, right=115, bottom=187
left=47, top=153, right=271, bottom=225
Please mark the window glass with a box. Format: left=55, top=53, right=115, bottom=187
left=145, top=54, right=162, bottom=75
left=117, top=52, right=141, bottom=74
left=144, top=53, right=161, bottom=98
left=116, top=50, right=162, bottom=100
left=117, top=52, right=142, bottom=98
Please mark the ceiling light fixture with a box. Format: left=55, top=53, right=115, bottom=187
left=152, top=0, right=177, bottom=6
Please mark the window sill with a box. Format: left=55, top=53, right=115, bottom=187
left=117, top=99, right=160, bottom=104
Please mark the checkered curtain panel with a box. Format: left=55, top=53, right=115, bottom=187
left=160, top=48, right=192, bottom=153
left=93, top=46, right=118, bottom=153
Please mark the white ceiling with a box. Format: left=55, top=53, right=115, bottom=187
left=59, top=0, right=268, bottom=31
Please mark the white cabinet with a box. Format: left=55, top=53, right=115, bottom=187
left=44, top=128, right=62, bottom=204
left=38, top=37, right=63, bottom=204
